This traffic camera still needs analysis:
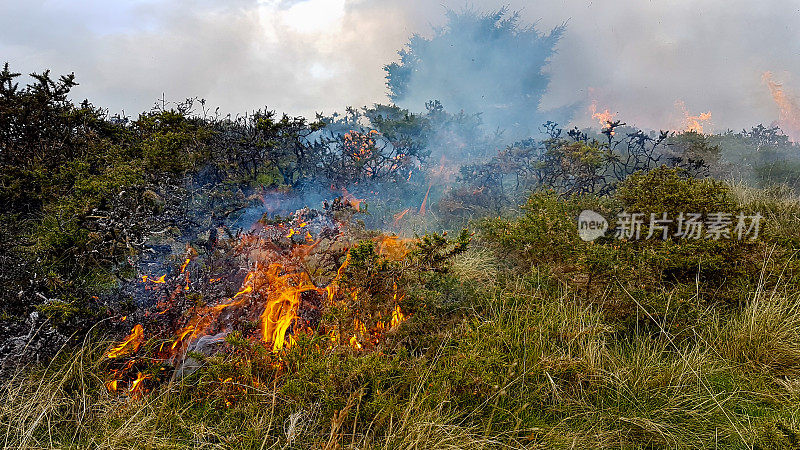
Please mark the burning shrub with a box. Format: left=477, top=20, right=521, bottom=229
left=96, top=201, right=473, bottom=396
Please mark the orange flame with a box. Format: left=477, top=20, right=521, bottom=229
left=589, top=100, right=617, bottom=131
left=763, top=71, right=800, bottom=142
left=130, top=372, right=150, bottom=395
left=390, top=305, right=406, bottom=328
left=257, top=264, right=321, bottom=352
left=676, top=100, right=712, bottom=134
left=376, top=235, right=410, bottom=260
left=106, top=324, right=144, bottom=359
left=142, top=274, right=167, bottom=284
left=170, top=325, right=195, bottom=351
left=419, top=183, right=432, bottom=216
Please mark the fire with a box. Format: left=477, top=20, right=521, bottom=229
left=390, top=305, right=406, bottom=328
left=130, top=372, right=150, bottom=395
left=170, top=325, right=195, bottom=351
left=105, top=200, right=415, bottom=397
left=180, top=258, right=191, bottom=274
left=419, top=183, right=432, bottom=216
left=106, top=324, right=144, bottom=359
left=377, top=235, right=411, bottom=260
left=675, top=100, right=712, bottom=134
left=258, top=264, right=320, bottom=352
left=763, top=71, right=800, bottom=141
left=589, top=100, right=618, bottom=132
left=142, top=274, right=167, bottom=284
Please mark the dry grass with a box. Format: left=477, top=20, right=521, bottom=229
left=450, top=247, right=500, bottom=287
left=4, top=258, right=800, bottom=448
left=713, top=287, right=800, bottom=376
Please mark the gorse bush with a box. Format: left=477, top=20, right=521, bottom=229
left=615, top=166, right=736, bottom=216
left=480, top=167, right=797, bottom=332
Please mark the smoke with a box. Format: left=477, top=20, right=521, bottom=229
left=2, top=0, right=799, bottom=132
left=384, top=8, right=569, bottom=140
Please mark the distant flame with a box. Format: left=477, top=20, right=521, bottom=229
left=676, top=100, right=712, bottom=134
left=763, top=71, right=800, bottom=142
left=589, top=100, right=617, bottom=131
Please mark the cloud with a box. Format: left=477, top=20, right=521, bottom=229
left=1, top=0, right=798, bottom=133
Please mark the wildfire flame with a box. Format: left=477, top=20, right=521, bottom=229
left=390, top=304, right=406, bottom=329
left=129, top=372, right=150, bottom=396
left=258, top=264, right=319, bottom=352
left=142, top=274, right=167, bottom=284
left=104, top=201, right=413, bottom=397
left=106, top=324, right=144, bottom=359
left=676, top=100, right=712, bottom=134
left=763, top=71, right=800, bottom=142
left=419, top=183, right=432, bottom=216
left=180, top=258, right=191, bottom=274
left=589, top=100, right=618, bottom=132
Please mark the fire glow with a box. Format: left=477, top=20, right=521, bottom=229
left=103, top=204, right=409, bottom=395
left=763, top=71, right=800, bottom=142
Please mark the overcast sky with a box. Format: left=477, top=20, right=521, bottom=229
left=2, top=0, right=799, bottom=133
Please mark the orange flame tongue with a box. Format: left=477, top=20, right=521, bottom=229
left=763, top=71, right=800, bottom=141
left=590, top=100, right=617, bottom=131
left=675, top=100, right=712, bottom=134
left=390, top=305, right=406, bottom=328
left=130, top=372, right=151, bottom=396
left=106, top=324, right=144, bottom=359
left=258, top=264, right=319, bottom=352
left=393, top=208, right=410, bottom=227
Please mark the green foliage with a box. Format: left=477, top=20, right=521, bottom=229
left=665, top=131, right=722, bottom=176
left=754, top=160, right=800, bottom=193
left=480, top=171, right=794, bottom=332
left=616, top=165, right=736, bottom=216
left=481, top=190, right=611, bottom=265
left=334, top=231, right=471, bottom=339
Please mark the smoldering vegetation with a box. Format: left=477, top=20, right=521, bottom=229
left=2, top=7, right=800, bottom=449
